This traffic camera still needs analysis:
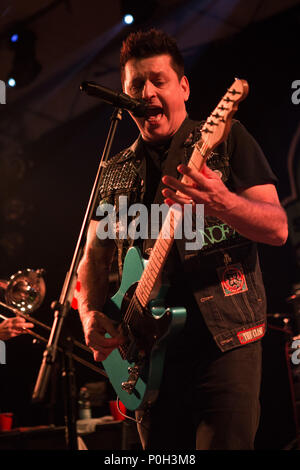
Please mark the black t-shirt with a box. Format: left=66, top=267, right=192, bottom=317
left=140, top=117, right=278, bottom=281
left=142, top=119, right=277, bottom=205
left=94, top=117, right=278, bottom=263
left=139, top=118, right=277, bottom=257
left=227, top=120, right=278, bottom=191
left=93, top=118, right=278, bottom=353
left=140, top=119, right=278, bottom=353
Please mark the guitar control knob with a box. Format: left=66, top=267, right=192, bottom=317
left=121, top=381, right=135, bottom=393
left=128, top=365, right=139, bottom=374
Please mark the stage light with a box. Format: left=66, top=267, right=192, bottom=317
left=123, top=14, right=134, bottom=25
left=7, top=28, right=41, bottom=88
left=7, top=78, right=16, bottom=87
left=10, top=33, right=19, bottom=43
left=121, top=1, right=157, bottom=25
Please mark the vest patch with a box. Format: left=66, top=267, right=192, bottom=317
left=217, top=263, right=248, bottom=296
left=237, top=324, right=265, bottom=344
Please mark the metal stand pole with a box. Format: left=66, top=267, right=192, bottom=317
left=32, top=107, right=123, bottom=449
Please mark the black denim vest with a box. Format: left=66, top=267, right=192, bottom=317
left=97, top=119, right=267, bottom=352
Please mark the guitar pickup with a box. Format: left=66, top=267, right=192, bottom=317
left=121, top=365, right=140, bottom=394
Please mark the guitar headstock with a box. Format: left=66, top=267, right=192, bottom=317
left=200, top=78, right=249, bottom=152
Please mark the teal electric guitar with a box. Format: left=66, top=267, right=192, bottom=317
left=102, top=79, right=249, bottom=411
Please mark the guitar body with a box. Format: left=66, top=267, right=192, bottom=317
left=102, top=246, right=187, bottom=411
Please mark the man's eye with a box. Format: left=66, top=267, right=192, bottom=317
left=131, top=84, right=143, bottom=92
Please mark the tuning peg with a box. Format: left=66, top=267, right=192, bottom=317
left=227, top=88, right=241, bottom=96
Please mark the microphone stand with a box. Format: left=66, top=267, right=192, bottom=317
left=32, top=106, right=123, bottom=450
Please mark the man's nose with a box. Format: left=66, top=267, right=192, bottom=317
left=142, top=80, right=155, bottom=100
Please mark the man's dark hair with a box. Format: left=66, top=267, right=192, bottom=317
left=120, top=28, right=185, bottom=83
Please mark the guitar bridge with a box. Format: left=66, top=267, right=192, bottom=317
left=121, top=365, right=140, bottom=394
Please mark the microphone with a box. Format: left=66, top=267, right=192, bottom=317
left=80, top=81, right=147, bottom=117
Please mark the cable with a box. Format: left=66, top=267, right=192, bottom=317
left=116, top=396, right=150, bottom=431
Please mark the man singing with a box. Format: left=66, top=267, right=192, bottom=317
left=76, top=29, right=287, bottom=449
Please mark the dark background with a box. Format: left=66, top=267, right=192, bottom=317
left=0, top=0, right=300, bottom=449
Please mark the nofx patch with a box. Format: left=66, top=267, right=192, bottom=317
left=217, top=263, right=248, bottom=296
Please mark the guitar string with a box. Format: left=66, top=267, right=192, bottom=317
left=118, top=134, right=211, bottom=361
left=122, top=232, right=167, bottom=326
left=120, top=103, right=238, bottom=355
left=120, top=227, right=173, bottom=357
left=121, top=134, right=210, bottom=333
left=117, top=91, right=241, bottom=380
left=121, top=135, right=209, bottom=325
left=120, top=138, right=209, bottom=358
left=118, top=113, right=226, bottom=357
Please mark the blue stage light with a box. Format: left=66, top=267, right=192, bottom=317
left=8, top=78, right=16, bottom=87
left=123, top=14, right=134, bottom=25
left=10, top=33, right=19, bottom=43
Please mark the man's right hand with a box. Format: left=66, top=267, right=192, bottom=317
left=82, top=310, right=125, bottom=362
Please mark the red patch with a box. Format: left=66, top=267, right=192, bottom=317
left=217, top=263, right=248, bottom=296
left=71, top=281, right=81, bottom=310
left=237, top=324, right=265, bottom=344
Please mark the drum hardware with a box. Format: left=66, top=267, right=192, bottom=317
left=30, top=105, right=123, bottom=450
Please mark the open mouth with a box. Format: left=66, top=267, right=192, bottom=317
left=145, top=106, right=164, bottom=123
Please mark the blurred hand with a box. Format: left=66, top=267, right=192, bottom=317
left=82, top=310, right=126, bottom=362
left=0, top=316, right=34, bottom=341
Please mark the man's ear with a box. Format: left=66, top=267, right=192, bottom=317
left=180, top=75, right=190, bottom=102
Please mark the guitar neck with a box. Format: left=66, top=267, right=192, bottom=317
left=135, top=139, right=210, bottom=308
